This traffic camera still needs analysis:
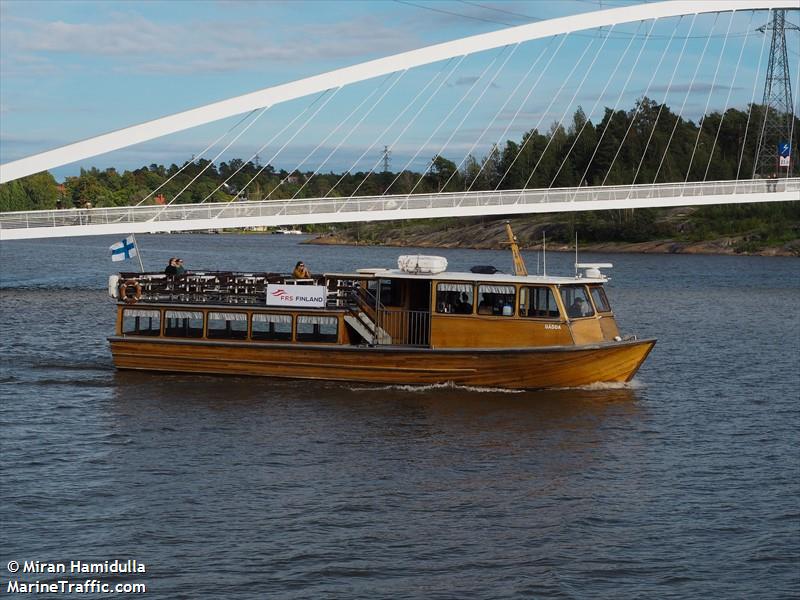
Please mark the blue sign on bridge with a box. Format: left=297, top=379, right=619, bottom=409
left=778, top=142, right=791, bottom=157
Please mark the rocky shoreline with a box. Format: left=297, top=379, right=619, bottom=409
left=306, top=219, right=799, bottom=257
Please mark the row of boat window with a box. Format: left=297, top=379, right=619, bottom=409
left=122, top=310, right=339, bottom=342
left=436, top=284, right=610, bottom=319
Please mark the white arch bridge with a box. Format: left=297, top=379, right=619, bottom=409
left=0, top=179, right=796, bottom=241
left=0, top=0, right=797, bottom=241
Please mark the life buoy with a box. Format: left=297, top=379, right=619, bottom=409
left=119, top=279, right=142, bottom=304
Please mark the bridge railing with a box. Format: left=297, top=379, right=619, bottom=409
left=1, top=178, right=797, bottom=232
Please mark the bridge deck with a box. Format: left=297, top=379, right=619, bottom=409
left=1, top=178, right=797, bottom=240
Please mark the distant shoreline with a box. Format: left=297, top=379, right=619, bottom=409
left=306, top=233, right=799, bottom=257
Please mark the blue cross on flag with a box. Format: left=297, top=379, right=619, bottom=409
left=109, top=236, right=138, bottom=262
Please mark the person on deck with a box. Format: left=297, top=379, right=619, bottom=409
left=164, top=258, right=178, bottom=276
left=292, top=261, right=311, bottom=279
left=175, top=258, right=186, bottom=276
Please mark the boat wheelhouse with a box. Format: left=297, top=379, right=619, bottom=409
left=108, top=238, right=655, bottom=390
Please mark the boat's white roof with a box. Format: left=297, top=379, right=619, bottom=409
left=324, top=268, right=607, bottom=284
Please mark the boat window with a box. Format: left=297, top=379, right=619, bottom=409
left=590, top=286, right=612, bottom=313
left=296, top=315, right=338, bottom=343
left=252, top=313, right=292, bottom=341
left=164, top=310, right=204, bottom=338
left=560, top=286, right=595, bottom=319
left=122, top=309, right=161, bottom=336
left=519, top=287, right=560, bottom=319
left=477, top=284, right=516, bottom=316
left=207, top=311, right=248, bottom=340
left=436, top=282, right=473, bottom=314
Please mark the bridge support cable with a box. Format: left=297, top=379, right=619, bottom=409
left=703, top=11, right=757, bottom=182
left=735, top=10, right=773, bottom=183
left=455, top=38, right=557, bottom=192
left=134, top=108, right=262, bottom=207
left=549, top=22, right=647, bottom=190
left=652, top=13, right=723, bottom=186
left=574, top=18, right=658, bottom=199
left=630, top=14, right=699, bottom=190
left=520, top=26, right=618, bottom=193
left=467, top=35, right=568, bottom=191
left=158, top=105, right=270, bottom=210
left=217, top=88, right=342, bottom=206
left=439, top=42, right=524, bottom=191
left=494, top=32, right=599, bottom=190
left=289, top=71, right=409, bottom=201
left=264, top=78, right=395, bottom=200
left=683, top=11, right=737, bottom=189
left=601, top=16, right=691, bottom=188
left=377, top=55, right=470, bottom=195
left=349, top=56, right=468, bottom=198
left=400, top=47, right=514, bottom=196
left=200, top=90, right=334, bottom=204
left=414, top=43, right=524, bottom=193
left=324, top=59, right=458, bottom=198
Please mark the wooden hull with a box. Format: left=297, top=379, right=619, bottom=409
left=109, top=337, right=655, bottom=390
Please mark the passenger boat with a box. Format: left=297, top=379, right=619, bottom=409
left=108, top=227, right=655, bottom=389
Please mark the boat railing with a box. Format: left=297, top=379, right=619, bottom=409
left=117, top=271, right=327, bottom=305
left=376, top=308, right=430, bottom=347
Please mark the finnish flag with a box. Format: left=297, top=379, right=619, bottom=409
left=109, top=236, right=137, bottom=262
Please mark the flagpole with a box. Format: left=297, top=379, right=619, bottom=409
left=131, top=233, right=145, bottom=273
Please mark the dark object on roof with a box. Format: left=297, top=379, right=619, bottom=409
left=470, top=265, right=498, bottom=274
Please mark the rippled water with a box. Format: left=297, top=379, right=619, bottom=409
left=1, top=234, right=798, bottom=599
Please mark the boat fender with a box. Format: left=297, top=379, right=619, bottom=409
left=108, top=274, right=120, bottom=298
left=119, top=279, right=143, bottom=304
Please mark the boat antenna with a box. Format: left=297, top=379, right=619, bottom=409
left=542, top=231, right=547, bottom=277
left=575, top=231, right=578, bottom=277
left=503, top=222, right=528, bottom=276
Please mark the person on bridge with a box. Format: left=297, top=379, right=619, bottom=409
left=292, top=261, right=311, bottom=279
left=164, top=258, right=178, bottom=276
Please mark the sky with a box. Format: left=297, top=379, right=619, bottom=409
left=1, top=0, right=799, bottom=181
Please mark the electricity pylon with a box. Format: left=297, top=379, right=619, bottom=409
left=756, top=10, right=798, bottom=176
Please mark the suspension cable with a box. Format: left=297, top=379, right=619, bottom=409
left=652, top=12, right=721, bottom=186
left=521, top=26, right=615, bottom=191
left=291, top=70, right=408, bottom=199
left=325, top=59, right=456, bottom=198
left=467, top=34, right=566, bottom=191
left=438, top=43, right=523, bottom=191
left=683, top=10, right=736, bottom=188
left=402, top=47, right=512, bottom=196
left=375, top=54, right=469, bottom=196
left=201, top=90, right=332, bottom=203
left=602, top=16, right=684, bottom=188
left=496, top=33, right=592, bottom=190
left=575, top=18, right=657, bottom=198
left=135, top=109, right=259, bottom=206
left=736, top=9, right=770, bottom=182
left=267, top=76, right=395, bottom=199
left=625, top=15, right=688, bottom=187
left=703, top=10, right=755, bottom=182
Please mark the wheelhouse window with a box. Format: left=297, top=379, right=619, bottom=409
left=164, top=310, right=204, bottom=338
left=560, top=286, right=595, bottom=319
left=589, top=286, right=612, bottom=313
left=519, top=286, right=560, bottom=319
left=122, top=309, right=161, bottom=336
left=477, top=284, right=516, bottom=316
left=296, top=315, right=338, bottom=343
left=252, top=313, right=292, bottom=341
left=207, top=311, right=248, bottom=340
left=436, top=283, right=473, bottom=314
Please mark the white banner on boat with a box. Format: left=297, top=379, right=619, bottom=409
left=266, top=284, right=327, bottom=308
